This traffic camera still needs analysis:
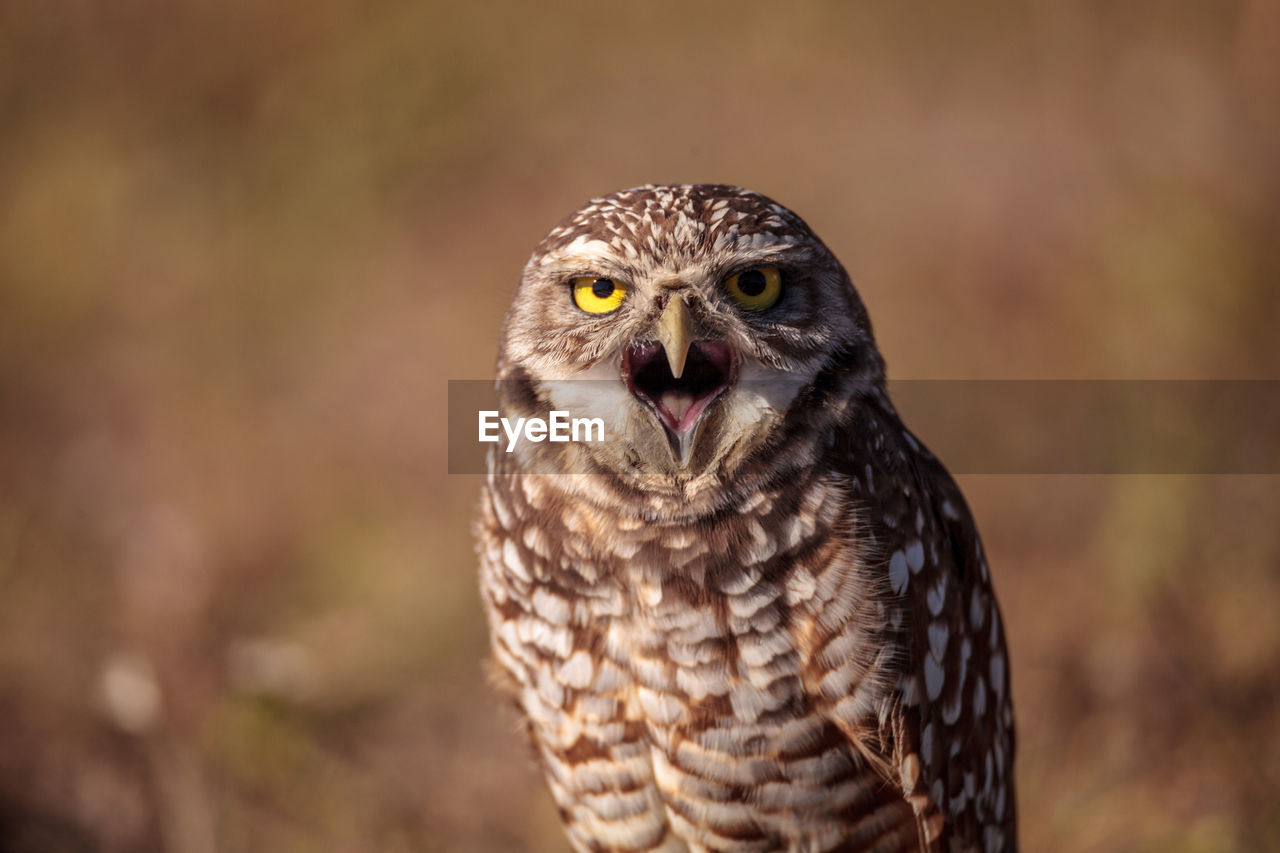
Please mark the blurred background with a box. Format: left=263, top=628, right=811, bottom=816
left=2, top=1, right=1278, bottom=850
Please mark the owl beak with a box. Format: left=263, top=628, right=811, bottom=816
left=655, top=295, right=693, bottom=379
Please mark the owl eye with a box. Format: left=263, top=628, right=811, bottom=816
left=725, top=267, right=782, bottom=311
left=572, top=276, right=627, bottom=314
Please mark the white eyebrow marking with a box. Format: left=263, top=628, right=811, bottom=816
left=561, top=235, right=614, bottom=256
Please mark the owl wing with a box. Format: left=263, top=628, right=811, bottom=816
left=826, top=398, right=1016, bottom=851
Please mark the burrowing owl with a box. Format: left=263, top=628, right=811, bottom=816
left=475, top=185, right=1015, bottom=852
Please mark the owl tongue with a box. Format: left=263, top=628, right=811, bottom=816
left=658, top=391, right=697, bottom=430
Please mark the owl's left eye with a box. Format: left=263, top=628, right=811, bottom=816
left=572, top=277, right=627, bottom=314
left=725, top=266, right=782, bottom=311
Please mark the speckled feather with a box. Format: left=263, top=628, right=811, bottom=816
left=477, top=185, right=1015, bottom=852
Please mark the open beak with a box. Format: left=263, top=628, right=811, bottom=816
left=624, top=296, right=734, bottom=467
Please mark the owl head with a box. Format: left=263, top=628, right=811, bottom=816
left=497, top=184, right=883, bottom=494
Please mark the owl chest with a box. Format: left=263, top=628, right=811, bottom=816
left=498, top=547, right=814, bottom=726
left=481, top=485, right=912, bottom=849
left=483, top=485, right=886, bottom=733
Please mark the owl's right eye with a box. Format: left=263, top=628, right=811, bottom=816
left=572, top=277, right=627, bottom=314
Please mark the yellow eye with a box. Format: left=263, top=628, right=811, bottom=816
left=725, top=266, right=782, bottom=311
left=572, top=276, right=627, bottom=314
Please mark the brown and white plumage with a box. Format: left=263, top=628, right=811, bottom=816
left=476, top=185, right=1015, bottom=852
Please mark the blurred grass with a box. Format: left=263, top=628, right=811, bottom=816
left=2, top=1, right=1279, bottom=850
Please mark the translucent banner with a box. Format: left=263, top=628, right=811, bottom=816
left=447, top=380, right=1280, bottom=475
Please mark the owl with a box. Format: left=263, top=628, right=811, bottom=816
left=475, top=185, right=1015, bottom=852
